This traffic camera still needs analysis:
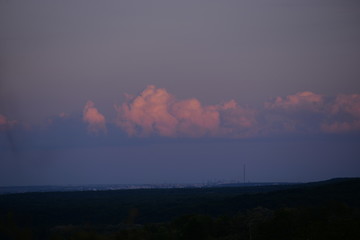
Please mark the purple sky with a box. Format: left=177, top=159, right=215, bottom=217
left=1, top=0, right=360, bottom=186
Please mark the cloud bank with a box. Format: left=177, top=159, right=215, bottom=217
left=82, top=101, right=107, bottom=134
left=2, top=86, right=360, bottom=139
left=321, top=94, right=360, bottom=133
left=114, top=86, right=257, bottom=137
left=114, top=86, right=360, bottom=138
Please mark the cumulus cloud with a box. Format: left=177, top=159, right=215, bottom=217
left=264, top=92, right=360, bottom=134
left=217, top=100, right=258, bottom=137
left=115, top=86, right=178, bottom=137
left=321, top=94, right=360, bottom=133
left=83, top=101, right=107, bottom=134
left=263, top=92, right=326, bottom=134
left=265, top=91, right=324, bottom=111
left=115, top=85, right=258, bottom=137
left=3, top=87, right=360, bottom=139
left=171, top=98, right=220, bottom=137
left=329, top=94, right=360, bottom=118
left=115, top=86, right=360, bottom=138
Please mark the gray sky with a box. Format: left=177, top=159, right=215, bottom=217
left=1, top=0, right=360, bottom=122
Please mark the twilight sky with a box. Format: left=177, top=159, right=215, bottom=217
left=1, top=0, right=360, bottom=186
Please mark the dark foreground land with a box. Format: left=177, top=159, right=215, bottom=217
left=0, top=178, right=360, bottom=240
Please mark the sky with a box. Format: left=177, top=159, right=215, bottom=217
left=1, top=0, right=360, bottom=186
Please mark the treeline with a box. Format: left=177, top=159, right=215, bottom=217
left=1, top=178, right=360, bottom=239
left=1, top=202, right=360, bottom=240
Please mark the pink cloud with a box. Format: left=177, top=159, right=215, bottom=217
left=264, top=92, right=360, bottom=134
left=171, top=99, right=220, bottom=137
left=265, top=91, right=323, bottom=111
left=115, top=86, right=260, bottom=138
left=115, top=87, right=360, bottom=137
left=216, top=100, right=258, bottom=137
left=262, top=92, right=328, bottom=135
left=321, top=94, right=360, bottom=133
left=219, top=100, right=256, bottom=128
left=4, top=88, right=360, bottom=138
left=329, top=94, right=360, bottom=118
left=83, top=101, right=107, bottom=134
left=115, top=86, right=178, bottom=137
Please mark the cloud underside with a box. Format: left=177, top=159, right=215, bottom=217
left=114, top=86, right=360, bottom=138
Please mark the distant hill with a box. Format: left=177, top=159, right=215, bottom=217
left=225, top=177, right=360, bottom=211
